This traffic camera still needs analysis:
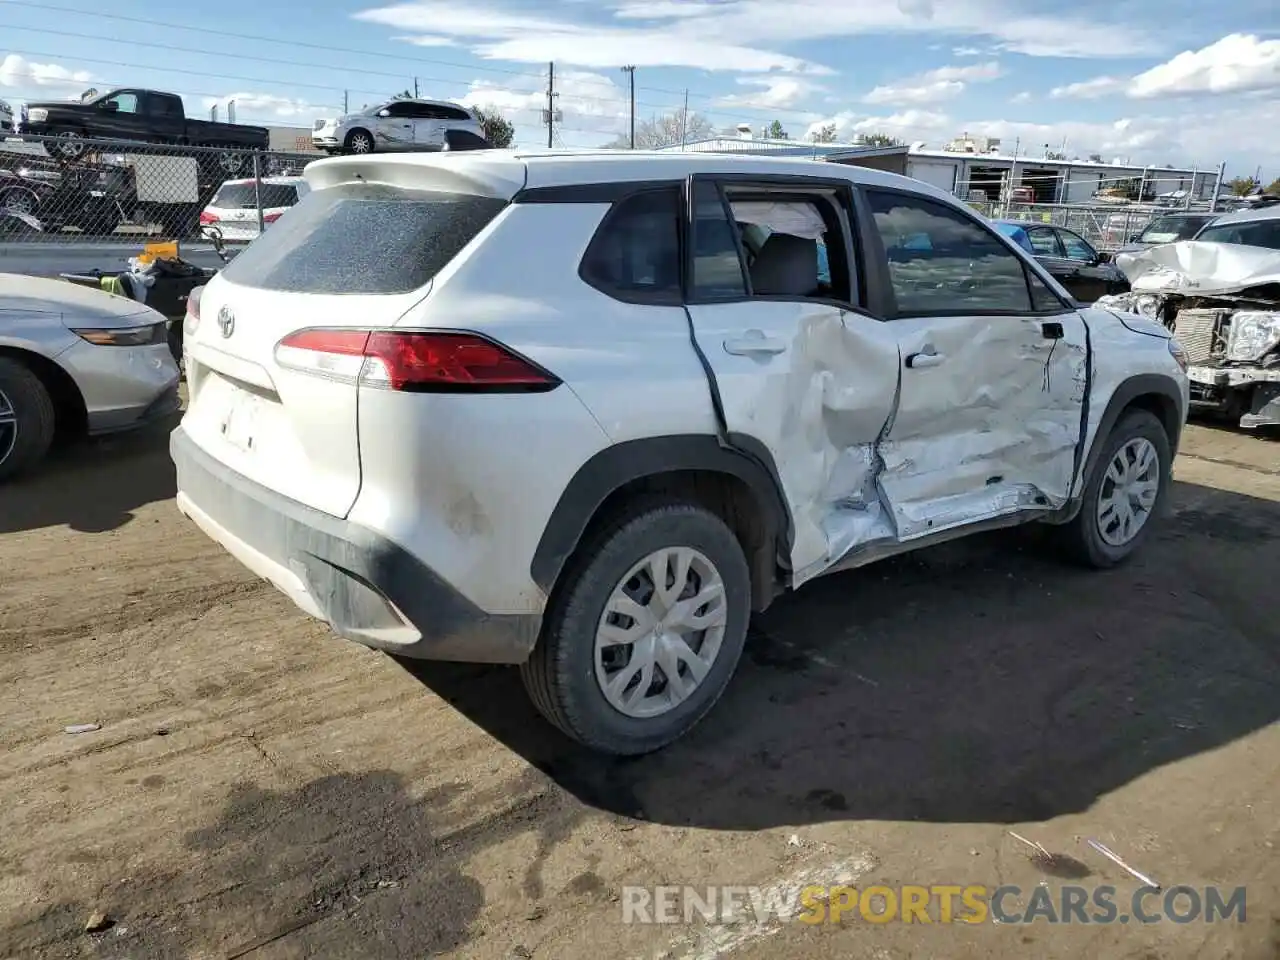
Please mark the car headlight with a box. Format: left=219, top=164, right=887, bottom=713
left=71, top=322, right=168, bottom=347
left=27, top=107, right=48, bottom=123
left=1225, top=311, right=1280, bottom=362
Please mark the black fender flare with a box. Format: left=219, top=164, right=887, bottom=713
left=1063, top=372, right=1186, bottom=520
left=530, top=433, right=794, bottom=594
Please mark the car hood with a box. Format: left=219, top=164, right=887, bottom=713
left=1113, top=241, right=1280, bottom=296
left=0, top=273, right=161, bottom=326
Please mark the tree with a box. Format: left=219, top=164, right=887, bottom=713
left=602, top=110, right=716, bottom=149
left=472, top=105, right=514, bottom=148
left=1088, top=153, right=1104, bottom=163
left=1263, top=177, right=1280, bottom=195
left=861, top=132, right=903, bottom=147
left=392, top=89, right=414, bottom=100
left=1228, top=175, right=1261, bottom=196
left=766, top=119, right=789, bottom=140
left=809, top=123, right=838, bottom=144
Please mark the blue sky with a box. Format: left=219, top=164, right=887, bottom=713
left=2, top=0, right=1279, bottom=177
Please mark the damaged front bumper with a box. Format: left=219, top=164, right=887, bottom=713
left=1186, top=365, right=1280, bottom=428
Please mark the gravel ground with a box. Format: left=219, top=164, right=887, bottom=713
left=1, top=416, right=1277, bottom=960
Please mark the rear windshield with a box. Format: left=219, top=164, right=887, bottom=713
left=213, top=182, right=299, bottom=209
left=219, top=182, right=507, bottom=294
left=1195, top=218, right=1280, bottom=251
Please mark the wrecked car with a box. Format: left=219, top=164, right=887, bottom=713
left=1099, top=233, right=1280, bottom=431
left=171, top=152, right=1190, bottom=757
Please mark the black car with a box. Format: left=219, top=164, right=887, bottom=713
left=1115, top=212, right=1220, bottom=255
left=994, top=220, right=1128, bottom=303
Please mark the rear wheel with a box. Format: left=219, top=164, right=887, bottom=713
left=344, top=129, right=374, bottom=155
left=0, top=357, right=57, bottom=482
left=49, top=130, right=88, bottom=162
left=521, top=499, right=751, bottom=756
left=1058, top=409, right=1171, bottom=568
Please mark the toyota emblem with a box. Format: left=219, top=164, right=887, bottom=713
left=217, top=305, right=235, bottom=338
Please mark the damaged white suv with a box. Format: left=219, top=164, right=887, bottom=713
left=172, top=151, right=1190, bottom=756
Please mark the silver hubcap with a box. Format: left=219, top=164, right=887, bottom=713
left=4, top=192, right=35, bottom=215
left=0, top=388, right=18, bottom=465
left=594, top=546, right=728, bottom=719
left=59, top=134, right=84, bottom=157
left=219, top=153, right=242, bottom=173
left=1096, top=437, right=1160, bottom=547
left=351, top=135, right=371, bottom=153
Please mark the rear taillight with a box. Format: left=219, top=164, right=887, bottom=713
left=274, top=329, right=560, bottom=393
left=199, top=211, right=219, bottom=224
left=184, top=285, right=203, bottom=336
left=263, top=211, right=282, bottom=224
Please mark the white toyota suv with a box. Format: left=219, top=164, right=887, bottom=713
left=172, top=150, right=1190, bottom=756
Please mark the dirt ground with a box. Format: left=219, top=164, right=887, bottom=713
left=1, top=414, right=1277, bottom=960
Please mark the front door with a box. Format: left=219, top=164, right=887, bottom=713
left=412, top=105, right=445, bottom=149
left=378, top=102, right=417, bottom=149
left=1054, top=227, right=1115, bottom=302
left=682, top=177, right=902, bottom=585
left=862, top=188, right=1088, bottom=542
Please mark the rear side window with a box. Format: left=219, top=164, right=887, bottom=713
left=1196, top=218, right=1280, bottom=251
left=213, top=183, right=299, bottom=209
left=219, top=183, right=507, bottom=294
left=580, top=188, right=681, bottom=303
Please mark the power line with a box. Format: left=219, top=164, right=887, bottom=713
left=0, top=6, right=834, bottom=127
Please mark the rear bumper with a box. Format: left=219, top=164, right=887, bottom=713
left=170, top=427, right=541, bottom=663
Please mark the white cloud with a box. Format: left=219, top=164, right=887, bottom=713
left=354, top=0, right=1160, bottom=79
left=1011, top=91, right=1033, bottom=103
left=862, top=61, right=1002, bottom=105
left=1051, top=35, right=1280, bottom=102
left=390, top=33, right=457, bottom=47
left=806, top=109, right=950, bottom=141
left=1050, top=76, right=1125, bottom=99
left=952, top=45, right=984, bottom=57
left=719, top=75, right=826, bottom=111
left=0, top=54, right=94, bottom=94
left=1129, top=34, right=1280, bottom=98
left=201, top=92, right=334, bottom=120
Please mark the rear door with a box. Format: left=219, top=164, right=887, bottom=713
left=182, top=177, right=511, bottom=518
left=412, top=105, right=446, bottom=148
left=682, top=176, right=902, bottom=585
left=860, top=187, right=1087, bottom=541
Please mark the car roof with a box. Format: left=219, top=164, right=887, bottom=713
left=993, top=220, right=1030, bottom=230
left=1199, top=203, right=1280, bottom=226
left=375, top=97, right=472, bottom=111
left=303, top=149, right=962, bottom=207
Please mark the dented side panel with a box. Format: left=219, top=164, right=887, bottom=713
left=875, top=314, right=1088, bottom=541
left=683, top=300, right=900, bottom=585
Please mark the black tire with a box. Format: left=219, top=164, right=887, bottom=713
left=1057, top=409, right=1171, bottom=569
left=0, top=357, right=57, bottom=483
left=521, top=498, right=752, bottom=756
left=49, top=130, right=88, bottom=163
left=0, top=186, right=40, bottom=217
left=344, top=129, right=375, bottom=155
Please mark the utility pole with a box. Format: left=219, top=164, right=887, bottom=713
left=620, top=65, right=636, bottom=148
left=679, top=89, right=689, bottom=150
left=343, top=90, right=349, bottom=113
left=413, top=77, right=420, bottom=98
left=546, top=61, right=557, bottom=148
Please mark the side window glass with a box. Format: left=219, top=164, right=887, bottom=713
left=1026, top=227, right=1062, bottom=257
left=1027, top=269, right=1066, bottom=311
left=580, top=188, right=682, bottom=303
left=106, top=92, right=139, bottom=114
left=866, top=190, right=1033, bottom=315
left=691, top=181, right=747, bottom=298
left=1059, top=231, right=1095, bottom=261
left=384, top=102, right=412, bottom=118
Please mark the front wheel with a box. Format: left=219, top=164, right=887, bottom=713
left=49, top=130, right=87, bottom=162
left=344, top=129, right=375, bottom=155
left=1057, top=409, right=1171, bottom=568
left=521, top=499, right=752, bottom=756
left=0, top=357, right=57, bottom=483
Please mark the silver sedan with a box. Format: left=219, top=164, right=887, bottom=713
left=0, top=273, right=180, bottom=481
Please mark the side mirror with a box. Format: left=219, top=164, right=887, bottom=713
left=1095, top=250, right=1113, bottom=264
left=377, top=109, right=391, bottom=118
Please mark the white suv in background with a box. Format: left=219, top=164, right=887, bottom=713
left=172, top=150, right=1190, bottom=756
left=311, top=98, right=485, bottom=155
left=199, top=176, right=309, bottom=242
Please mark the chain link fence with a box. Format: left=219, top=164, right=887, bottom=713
left=963, top=200, right=1220, bottom=251
left=0, top=134, right=319, bottom=245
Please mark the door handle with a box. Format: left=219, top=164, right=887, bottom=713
left=724, top=331, right=788, bottom=356
left=905, top=350, right=946, bottom=369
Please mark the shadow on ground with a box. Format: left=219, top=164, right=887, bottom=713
left=0, top=414, right=179, bottom=535
left=399, top=479, right=1280, bottom=831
